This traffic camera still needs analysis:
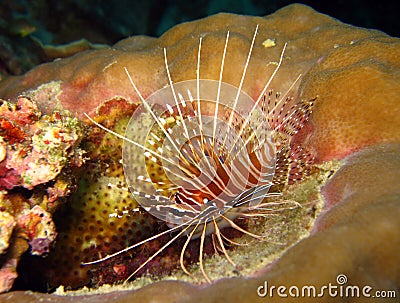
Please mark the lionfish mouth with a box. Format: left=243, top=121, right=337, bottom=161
left=83, top=25, right=314, bottom=283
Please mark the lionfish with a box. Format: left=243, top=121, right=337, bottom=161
left=83, top=25, right=314, bottom=283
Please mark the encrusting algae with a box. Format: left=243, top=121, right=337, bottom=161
left=0, top=96, right=85, bottom=292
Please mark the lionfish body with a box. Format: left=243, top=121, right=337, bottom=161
left=84, top=26, right=314, bottom=282
left=124, top=79, right=276, bottom=231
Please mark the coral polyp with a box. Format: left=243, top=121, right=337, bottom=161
left=34, top=114, right=158, bottom=289
left=83, top=27, right=315, bottom=283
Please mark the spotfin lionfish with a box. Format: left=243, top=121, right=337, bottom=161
left=83, top=25, right=315, bottom=283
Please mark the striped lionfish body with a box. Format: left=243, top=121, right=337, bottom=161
left=84, top=26, right=314, bottom=282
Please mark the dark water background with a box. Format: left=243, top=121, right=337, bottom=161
left=0, top=0, right=398, bottom=76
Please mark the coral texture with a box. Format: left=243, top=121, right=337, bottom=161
left=0, top=3, right=398, bottom=301
left=0, top=97, right=85, bottom=292
left=39, top=114, right=158, bottom=288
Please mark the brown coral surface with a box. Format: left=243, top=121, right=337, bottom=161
left=0, top=3, right=399, bottom=302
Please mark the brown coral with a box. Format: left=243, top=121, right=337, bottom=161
left=38, top=119, right=158, bottom=288
left=298, top=37, right=400, bottom=162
